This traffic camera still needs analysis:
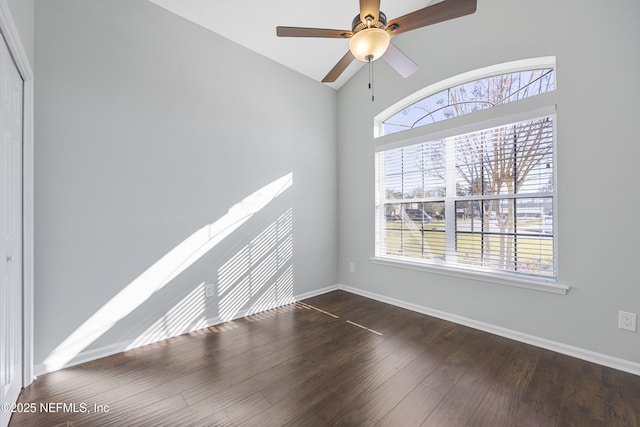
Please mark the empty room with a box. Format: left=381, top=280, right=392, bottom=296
left=1, top=0, right=639, bottom=425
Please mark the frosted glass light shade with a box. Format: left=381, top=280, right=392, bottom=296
left=349, top=28, right=390, bottom=62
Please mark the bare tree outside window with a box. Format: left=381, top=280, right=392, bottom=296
left=383, top=69, right=555, bottom=134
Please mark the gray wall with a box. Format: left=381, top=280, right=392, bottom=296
left=34, top=0, right=337, bottom=370
left=338, top=0, right=640, bottom=363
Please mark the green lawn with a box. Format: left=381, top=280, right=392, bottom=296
left=384, top=220, right=553, bottom=275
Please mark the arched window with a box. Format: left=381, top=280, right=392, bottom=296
left=374, top=57, right=557, bottom=138
left=373, top=58, right=563, bottom=292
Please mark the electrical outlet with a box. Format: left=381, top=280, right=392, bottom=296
left=205, top=283, right=215, bottom=298
left=618, top=311, right=637, bottom=332
left=349, top=262, right=355, bottom=273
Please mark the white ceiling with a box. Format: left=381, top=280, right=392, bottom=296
left=147, top=0, right=436, bottom=89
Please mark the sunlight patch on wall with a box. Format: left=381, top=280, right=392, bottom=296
left=218, top=208, right=295, bottom=322
left=126, top=282, right=208, bottom=350
left=42, top=173, right=293, bottom=372
left=249, top=265, right=294, bottom=315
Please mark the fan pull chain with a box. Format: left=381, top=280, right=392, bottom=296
left=367, top=55, right=374, bottom=102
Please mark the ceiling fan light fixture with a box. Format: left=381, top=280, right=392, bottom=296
left=349, top=28, right=390, bottom=62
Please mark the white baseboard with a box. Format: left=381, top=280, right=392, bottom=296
left=293, top=284, right=340, bottom=301
left=34, top=284, right=341, bottom=377
left=336, top=284, right=640, bottom=377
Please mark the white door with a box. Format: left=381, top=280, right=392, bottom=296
left=0, top=31, right=23, bottom=427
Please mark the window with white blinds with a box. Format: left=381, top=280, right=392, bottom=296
left=375, top=115, right=556, bottom=281
left=375, top=59, right=560, bottom=286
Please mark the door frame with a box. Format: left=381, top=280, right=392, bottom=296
left=0, top=0, right=34, bottom=386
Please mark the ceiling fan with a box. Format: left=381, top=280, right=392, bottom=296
left=276, top=0, right=477, bottom=83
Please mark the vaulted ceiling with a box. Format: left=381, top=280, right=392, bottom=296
left=147, top=0, right=438, bottom=89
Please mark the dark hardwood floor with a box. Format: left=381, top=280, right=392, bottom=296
left=9, top=290, right=640, bottom=426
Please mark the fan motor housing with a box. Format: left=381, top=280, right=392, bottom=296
left=352, top=11, right=387, bottom=33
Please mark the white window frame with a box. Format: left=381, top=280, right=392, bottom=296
left=372, top=58, right=567, bottom=294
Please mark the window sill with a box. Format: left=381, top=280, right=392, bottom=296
left=370, top=256, right=569, bottom=295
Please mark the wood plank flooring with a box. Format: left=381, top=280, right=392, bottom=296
left=9, top=291, right=640, bottom=426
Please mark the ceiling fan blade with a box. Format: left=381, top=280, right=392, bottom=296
left=322, top=51, right=355, bottom=83
left=387, top=0, right=477, bottom=35
left=360, top=0, right=381, bottom=26
left=276, top=26, right=352, bottom=38
left=383, top=43, right=419, bottom=78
